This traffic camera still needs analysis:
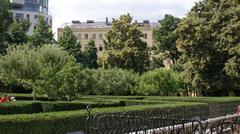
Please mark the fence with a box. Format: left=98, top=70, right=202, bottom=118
left=86, top=103, right=240, bottom=134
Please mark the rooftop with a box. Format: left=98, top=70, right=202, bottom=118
left=59, top=20, right=160, bottom=29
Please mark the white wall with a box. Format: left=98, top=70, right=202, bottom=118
left=11, top=10, right=52, bottom=35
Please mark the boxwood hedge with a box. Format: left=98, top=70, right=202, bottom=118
left=0, top=102, right=206, bottom=134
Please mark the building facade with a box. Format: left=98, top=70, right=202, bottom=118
left=58, top=19, right=159, bottom=53
left=10, top=0, right=52, bottom=35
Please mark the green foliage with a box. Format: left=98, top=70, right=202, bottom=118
left=7, top=21, right=30, bottom=45
left=82, top=40, right=98, bottom=68
left=0, top=100, right=124, bottom=115
left=0, top=102, right=206, bottom=134
left=224, top=45, right=240, bottom=80
left=58, top=26, right=82, bottom=63
left=35, top=45, right=85, bottom=100
left=30, top=16, right=54, bottom=47
left=0, top=0, right=13, bottom=54
left=152, top=14, right=181, bottom=64
left=148, top=45, right=165, bottom=70
left=0, top=101, right=42, bottom=115
left=0, top=45, right=39, bottom=91
left=136, top=68, right=183, bottom=96
left=175, top=0, right=240, bottom=96
left=0, top=45, right=87, bottom=100
left=90, top=68, right=139, bottom=95
left=99, top=14, right=149, bottom=73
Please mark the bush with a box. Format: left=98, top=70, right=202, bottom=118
left=136, top=68, right=183, bottom=96
left=0, top=45, right=88, bottom=100
left=0, top=101, right=125, bottom=115
left=89, top=68, right=139, bottom=95
left=0, top=102, right=206, bottom=134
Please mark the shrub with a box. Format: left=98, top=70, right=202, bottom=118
left=0, top=45, right=88, bottom=100
left=0, top=100, right=125, bottom=115
left=0, top=102, right=207, bottom=134
left=136, top=68, right=182, bottom=96
left=89, top=68, right=139, bottom=95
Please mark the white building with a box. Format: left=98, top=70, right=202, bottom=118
left=10, top=0, right=52, bottom=35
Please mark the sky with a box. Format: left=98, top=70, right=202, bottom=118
left=49, top=0, right=202, bottom=36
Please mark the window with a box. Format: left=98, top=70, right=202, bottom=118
left=84, top=34, right=88, bottom=39
left=78, top=34, right=82, bottom=39
left=99, top=44, right=103, bottom=51
left=144, top=34, right=148, bottom=39
left=15, top=13, right=24, bottom=22
left=92, top=34, right=96, bottom=40
left=34, top=15, right=38, bottom=19
left=46, top=18, right=48, bottom=23
left=99, top=34, right=103, bottom=39
left=26, top=14, right=30, bottom=22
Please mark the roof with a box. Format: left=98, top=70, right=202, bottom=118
left=59, top=21, right=160, bottom=29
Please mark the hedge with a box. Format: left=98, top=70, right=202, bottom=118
left=144, top=96, right=240, bottom=104
left=0, top=102, right=206, bottom=134
left=0, top=100, right=125, bottom=115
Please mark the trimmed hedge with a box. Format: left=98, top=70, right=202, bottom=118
left=0, top=101, right=125, bottom=115
left=0, top=102, right=206, bottom=134
left=144, top=96, right=240, bottom=104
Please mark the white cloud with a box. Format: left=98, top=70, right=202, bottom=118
left=49, top=0, right=201, bottom=37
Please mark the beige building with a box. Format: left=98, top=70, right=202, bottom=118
left=57, top=19, right=159, bottom=53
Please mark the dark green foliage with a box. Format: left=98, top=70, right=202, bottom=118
left=0, top=102, right=206, bottom=134
left=175, top=0, right=240, bottom=96
left=136, top=68, right=184, bottom=96
left=0, top=0, right=13, bottom=54
left=99, top=14, right=149, bottom=73
left=30, top=16, right=54, bottom=47
left=58, top=26, right=82, bottom=63
left=82, top=40, right=98, bottom=68
left=0, top=101, right=42, bottom=115
left=152, top=14, right=181, bottom=64
left=7, top=21, right=30, bottom=45
left=0, top=101, right=125, bottom=115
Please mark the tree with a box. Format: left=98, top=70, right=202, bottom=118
left=153, top=14, right=181, bottom=64
left=175, top=0, right=240, bottom=96
left=90, top=68, right=139, bottom=95
left=0, top=45, right=40, bottom=98
left=30, top=16, right=54, bottom=47
left=148, top=45, right=165, bottom=70
left=0, top=44, right=87, bottom=100
left=58, top=26, right=82, bottom=63
left=82, top=40, right=98, bottom=68
left=0, top=0, right=13, bottom=54
left=35, top=45, right=89, bottom=100
left=136, top=68, right=182, bottom=96
left=99, top=14, right=149, bottom=73
left=7, top=21, right=30, bottom=45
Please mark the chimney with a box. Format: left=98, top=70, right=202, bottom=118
left=143, top=20, right=149, bottom=24
left=72, top=20, right=80, bottom=24
left=106, top=17, right=109, bottom=25
left=87, top=20, right=94, bottom=23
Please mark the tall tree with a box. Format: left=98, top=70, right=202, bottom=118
left=153, top=14, right=181, bottom=64
left=175, top=0, right=240, bottom=96
left=7, top=21, right=30, bottom=45
left=82, top=40, right=98, bottom=68
left=58, top=26, right=82, bottom=63
left=99, top=14, right=149, bottom=73
left=30, top=15, right=54, bottom=47
left=0, top=0, right=13, bottom=54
